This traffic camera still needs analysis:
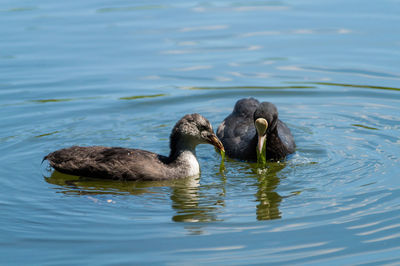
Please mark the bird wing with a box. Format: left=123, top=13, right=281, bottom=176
left=217, top=114, right=257, bottom=160
left=277, top=120, right=296, bottom=153
left=45, top=146, right=167, bottom=180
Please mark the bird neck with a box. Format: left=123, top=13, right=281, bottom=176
left=173, top=150, right=200, bottom=177
left=168, top=131, right=197, bottom=161
left=267, top=126, right=279, bottom=141
left=167, top=133, right=200, bottom=177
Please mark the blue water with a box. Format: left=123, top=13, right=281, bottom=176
left=1, top=0, right=400, bottom=264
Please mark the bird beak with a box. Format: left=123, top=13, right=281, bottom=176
left=255, top=118, right=268, bottom=154
left=208, top=133, right=225, bottom=152
left=257, top=134, right=266, bottom=154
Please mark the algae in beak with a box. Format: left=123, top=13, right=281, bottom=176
left=256, top=135, right=267, bottom=167
left=219, top=149, right=226, bottom=172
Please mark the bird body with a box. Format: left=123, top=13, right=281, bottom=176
left=217, top=98, right=295, bottom=162
left=45, top=114, right=223, bottom=181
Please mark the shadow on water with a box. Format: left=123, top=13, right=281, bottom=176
left=44, top=160, right=287, bottom=223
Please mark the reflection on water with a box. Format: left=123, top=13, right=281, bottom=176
left=45, top=170, right=174, bottom=196
left=253, top=162, right=285, bottom=220
left=170, top=183, right=220, bottom=224
left=45, top=162, right=286, bottom=222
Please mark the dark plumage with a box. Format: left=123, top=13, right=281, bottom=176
left=44, top=114, right=224, bottom=181
left=217, top=98, right=295, bottom=161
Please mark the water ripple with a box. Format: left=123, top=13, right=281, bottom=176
left=1, top=0, right=400, bottom=264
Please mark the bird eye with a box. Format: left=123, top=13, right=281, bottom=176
left=199, top=125, right=208, bottom=131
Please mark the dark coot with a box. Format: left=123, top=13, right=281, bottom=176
left=217, top=98, right=295, bottom=162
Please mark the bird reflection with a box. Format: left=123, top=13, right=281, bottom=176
left=170, top=181, right=225, bottom=224
left=44, top=170, right=222, bottom=226
left=252, top=162, right=285, bottom=220
left=44, top=160, right=285, bottom=224
left=44, top=170, right=172, bottom=196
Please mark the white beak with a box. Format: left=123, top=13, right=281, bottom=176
left=255, top=118, right=268, bottom=154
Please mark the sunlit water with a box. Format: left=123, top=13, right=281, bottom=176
left=1, top=0, right=400, bottom=264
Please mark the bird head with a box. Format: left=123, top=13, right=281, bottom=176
left=253, top=102, right=278, bottom=160
left=171, top=113, right=224, bottom=152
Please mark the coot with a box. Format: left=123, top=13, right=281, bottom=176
left=217, top=98, right=295, bottom=162
left=44, top=113, right=224, bottom=181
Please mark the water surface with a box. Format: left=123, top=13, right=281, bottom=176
left=1, top=0, right=400, bottom=264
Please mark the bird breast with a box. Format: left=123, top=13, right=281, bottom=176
left=178, top=150, right=200, bottom=177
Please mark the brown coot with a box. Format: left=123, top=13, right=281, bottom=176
left=216, top=98, right=295, bottom=162
left=44, top=113, right=224, bottom=181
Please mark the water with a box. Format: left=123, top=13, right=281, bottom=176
left=1, top=0, right=400, bottom=264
